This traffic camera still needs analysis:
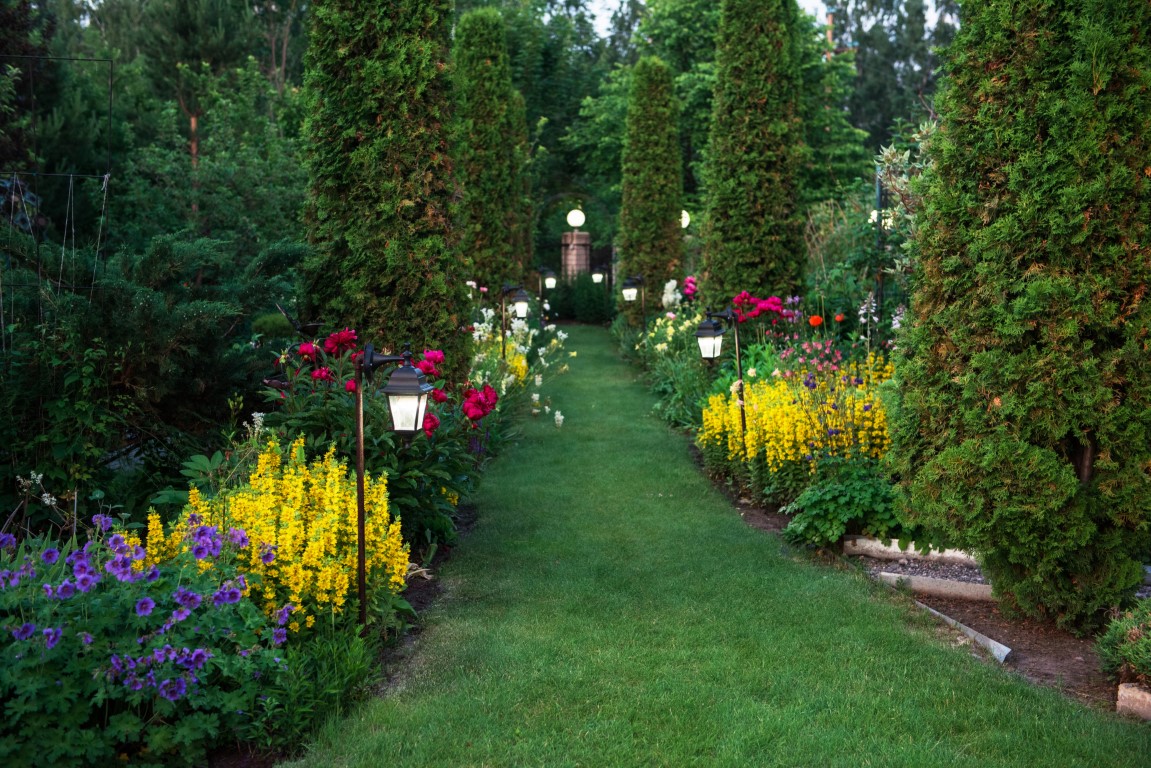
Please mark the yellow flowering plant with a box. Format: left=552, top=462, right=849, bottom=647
left=147, top=436, right=409, bottom=634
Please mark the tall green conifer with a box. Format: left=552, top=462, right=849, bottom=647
left=301, top=0, right=469, bottom=380
left=455, top=8, right=524, bottom=290
left=702, top=0, right=805, bottom=304
left=618, top=56, right=683, bottom=308
left=887, top=0, right=1151, bottom=628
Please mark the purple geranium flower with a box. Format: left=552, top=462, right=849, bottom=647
left=272, top=628, right=287, bottom=646
left=276, top=604, right=295, bottom=626
left=158, top=677, right=187, bottom=702
left=173, top=587, right=202, bottom=611
left=12, top=623, right=35, bottom=641
left=75, top=572, right=98, bottom=592
left=43, top=627, right=62, bottom=650
left=56, top=580, right=76, bottom=599
left=92, top=514, right=114, bottom=532
left=171, top=607, right=191, bottom=623
left=0, top=532, right=17, bottom=550
left=41, top=548, right=59, bottom=565
left=259, top=544, right=276, bottom=564
left=79, top=631, right=93, bottom=645
left=212, top=587, right=242, bottom=607
left=135, top=597, right=155, bottom=617
left=228, top=528, right=250, bottom=548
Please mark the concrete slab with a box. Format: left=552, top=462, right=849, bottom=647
left=844, top=536, right=977, bottom=565
left=1118, top=683, right=1151, bottom=719
left=914, top=600, right=1012, bottom=663
left=877, top=572, right=995, bottom=601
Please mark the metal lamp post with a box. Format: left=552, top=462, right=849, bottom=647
left=621, top=275, right=646, bottom=332
left=500, top=285, right=531, bottom=360
left=695, top=308, right=746, bottom=436
left=354, top=343, right=433, bottom=627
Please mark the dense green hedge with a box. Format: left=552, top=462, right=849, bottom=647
left=454, top=8, right=527, bottom=291
left=701, top=0, right=805, bottom=304
left=301, top=0, right=471, bottom=382
left=617, top=55, right=683, bottom=321
left=887, top=0, right=1151, bottom=629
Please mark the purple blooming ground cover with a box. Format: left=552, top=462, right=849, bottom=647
left=0, top=515, right=297, bottom=765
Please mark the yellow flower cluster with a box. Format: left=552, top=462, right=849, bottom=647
left=146, top=437, right=408, bottom=632
left=507, top=352, right=528, bottom=382
left=700, top=354, right=893, bottom=473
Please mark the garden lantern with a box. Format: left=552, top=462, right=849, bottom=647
left=566, top=208, right=585, bottom=229
left=380, top=350, right=434, bottom=436
left=543, top=269, right=557, bottom=290
left=621, top=278, right=639, bottom=302
left=681, top=209, right=691, bottom=229
left=355, top=342, right=433, bottom=627
left=621, top=275, right=647, bottom=332
left=512, top=287, right=532, bottom=319
left=695, top=317, right=725, bottom=359
left=591, top=267, right=604, bottom=284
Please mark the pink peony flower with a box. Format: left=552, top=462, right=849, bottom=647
left=323, top=328, right=358, bottom=356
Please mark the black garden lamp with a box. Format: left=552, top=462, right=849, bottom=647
left=354, top=342, right=433, bottom=628
left=512, top=287, right=532, bottom=319
left=697, top=308, right=746, bottom=437
left=591, top=266, right=605, bottom=285
left=694, top=317, right=725, bottom=360
left=621, top=275, right=647, bottom=332
left=543, top=269, right=558, bottom=291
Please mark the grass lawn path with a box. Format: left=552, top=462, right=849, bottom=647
left=283, top=325, right=1150, bottom=767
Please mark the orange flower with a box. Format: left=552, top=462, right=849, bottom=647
left=834, top=313, right=845, bottom=322
left=809, top=315, right=823, bottom=327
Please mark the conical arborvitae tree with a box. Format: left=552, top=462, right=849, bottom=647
left=301, top=0, right=470, bottom=381
left=507, top=88, right=535, bottom=278
left=701, top=0, right=804, bottom=305
left=887, top=0, right=1151, bottom=629
left=617, top=55, right=683, bottom=317
left=454, top=8, right=524, bottom=290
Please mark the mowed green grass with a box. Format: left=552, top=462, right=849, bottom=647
left=282, top=325, right=1150, bottom=767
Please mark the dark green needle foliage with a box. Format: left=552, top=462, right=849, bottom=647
left=455, top=8, right=527, bottom=290
left=701, top=0, right=805, bottom=305
left=618, top=55, right=683, bottom=315
left=887, top=0, right=1151, bottom=629
left=301, top=0, right=470, bottom=380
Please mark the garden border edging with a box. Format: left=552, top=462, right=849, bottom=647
left=844, top=536, right=977, bottom=565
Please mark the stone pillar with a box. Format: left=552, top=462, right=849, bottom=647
left=561, top=231, right=591, bottom=279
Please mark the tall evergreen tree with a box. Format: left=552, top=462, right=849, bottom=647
left=455, top=7, right=523, bottom=290
left=701, top=0, right=804, bottom=304
left=887, top=0, right=1151, bottom=628
left=617, top=55, right=682, bottom=304
left=301, top=0, right=470, bottom=380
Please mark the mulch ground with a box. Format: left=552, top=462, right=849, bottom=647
left=730, top=494, right=1119, bottom=711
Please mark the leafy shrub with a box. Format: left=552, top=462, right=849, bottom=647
left=1098, top=602, right=1151, bottom=685
left=148, top=436, right=409, bottom=635
left=0, top=521, right=288, bottom=766
left=782, top=458, right=901, bottom=548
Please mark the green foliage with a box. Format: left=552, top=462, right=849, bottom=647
left=617, top=56, right=683, bottom=323
left=301, top=0, right=471, bottom=384
left=549, top=274, right=613, bottom=324
left=0, top=528, right=287, bottom=766
left=797, top=29, right=871, bottom=207
left=701, top=0, right=805, bottom=304
left=828, top=0, right=958, bottom=152
left=258, top=336, right=496, bottom=547
left=0, top=231, right=301, bottom=530
left=108, top=59, right=306, bottom=255
left=454, top=8, right=529, bottom=289
left=1098, top=601, right=1151, bottom=685
left=249, top=627, right=377, bottom=753
left=887, top=0, right=1151, bottom=629
left=782, top=458, right=900, bottom=548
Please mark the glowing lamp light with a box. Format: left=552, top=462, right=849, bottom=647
left=381, top=355, right=434, bottom=435
left=512, top=288, right=532, bottom=319
left=566, top=209, right=586, bottom=228
left=681, top=210, right=691, bottom=229
left=695, top=318, right=725, bottom=359
left=621, top=278, right=639, bottom=302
